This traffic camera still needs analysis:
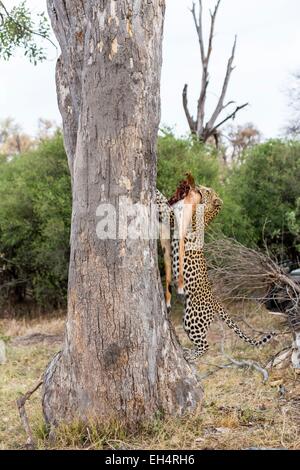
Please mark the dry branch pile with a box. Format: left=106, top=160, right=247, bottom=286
left=205, top=237, right=300, bottom=369
left=206, top=237, right=300, bottom=303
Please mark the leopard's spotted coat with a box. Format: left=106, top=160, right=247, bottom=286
left=156, top=186, right=276, bottom=361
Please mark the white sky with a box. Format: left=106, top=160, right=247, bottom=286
left=0, top=0, right=300, bottom=138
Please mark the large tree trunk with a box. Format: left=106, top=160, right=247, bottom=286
left=43, top=0, right=202, bottom=428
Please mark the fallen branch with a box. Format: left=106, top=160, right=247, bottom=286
left=199, top=356, right=269, bottom=382
left=16, top=378, right=43, bottom=449
left=266, top=347, right=292, bottom=370
left=220, top=324, right=269, bottom=382
left=199, top=324, right=270, bottom=382
left=199, top=362, right=234, bottom=380
left=267, top=311, right=288, bottom=317
left=224, top=354, right=269, bottom=383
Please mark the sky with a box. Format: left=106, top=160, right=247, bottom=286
left=0, top=0, right=300, bottom=139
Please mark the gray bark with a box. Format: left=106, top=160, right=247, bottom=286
left=43, top=0, right=202, bottom=428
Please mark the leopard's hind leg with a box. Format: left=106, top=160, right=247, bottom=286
left=183, top=334, right=209, bottom=361
left=182, top=300, right=211, bottom=361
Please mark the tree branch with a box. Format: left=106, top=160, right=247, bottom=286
left=266, top=347, right=292, bottom=370
left=182, top=84, right=196, bottom=134
left=207, top=0, right=221, bottom=63
left=199, top=362, right=234, bottom=380
left=17, top=379, right=43, bottom=449
left=195, top=0, right=222, bottom=135
left=211, top=102, right=249, bottom=133
left=191, top=1, right=205, bottom=63
left=200, top=325, right=270, bottom=382
left=222, top=100, right=235, bottom=110
left=225, top=355, right=269, bottom=383
left=220, top=325, right=269, bottom=383
left=0, top=1, right=57, bottom=49
left=206, top=35, right=237, bottom=130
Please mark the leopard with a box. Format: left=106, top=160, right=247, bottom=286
left=156, top=178, right=276, bottom=361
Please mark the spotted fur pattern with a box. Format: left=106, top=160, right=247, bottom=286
left=157, top=186, right=276, bottom=361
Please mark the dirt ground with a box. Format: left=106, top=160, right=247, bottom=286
left=0, top=301, right=299, bottom=450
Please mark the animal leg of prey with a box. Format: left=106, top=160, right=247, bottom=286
left=176, top=192, right=200, bottom=294
left=160, top=222, right=172, bottom=311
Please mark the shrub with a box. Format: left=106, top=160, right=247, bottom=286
left=157, top=130, right=220, bottom=197
left=221, top=140, right=300, bottom=262
left=0, top=132, right=71, bottom=308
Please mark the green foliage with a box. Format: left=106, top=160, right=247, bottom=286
left=0, top=1, right=50, bottom=64
left=216, top=188, right=257, bottom=247
left=157, top=132, right=300, bottom=262
left=222, top=140, right=300, bottom=260
left=287, top=197, right=300, bottom=252
left=0, top=128, right=299, bottom=310
left=157, top=129, right=220, bottom=197
left=0, top=133, right=71, bottom=307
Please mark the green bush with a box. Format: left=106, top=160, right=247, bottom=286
left=0, top=132, right=71, bottom=308
left=157, top=130, right=220, bottom=197
left=0, top=129, right=299, bottom=310
left=287, top=197, right=300, bottom=253
left=221, top=140, right=300, bottom=261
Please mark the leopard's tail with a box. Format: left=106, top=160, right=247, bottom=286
left=218, top=305, right=276, bottom=346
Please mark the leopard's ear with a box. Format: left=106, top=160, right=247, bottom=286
left=185, top=172, right=195, bottom=188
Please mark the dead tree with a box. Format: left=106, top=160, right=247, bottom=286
left=183, top=0, right=248, bottom=145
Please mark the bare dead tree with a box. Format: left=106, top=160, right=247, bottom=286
left=183, top=0, right=248, bottom=145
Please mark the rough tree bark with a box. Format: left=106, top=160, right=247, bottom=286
left=183, top=0, right=248, bottom=145
left=43, top=0, right=202, bottom=428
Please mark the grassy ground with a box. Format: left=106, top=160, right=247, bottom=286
left=0, top=301, right=299, bottom=450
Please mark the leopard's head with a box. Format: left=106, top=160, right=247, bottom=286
left=195, top=184, right=223, bottom=220
left=168, top=173, right=223, bottom=219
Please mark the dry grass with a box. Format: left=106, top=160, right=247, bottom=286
left=0, top=314, right=65, bottom=338
left=0, top=301, right=300, bottom=450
